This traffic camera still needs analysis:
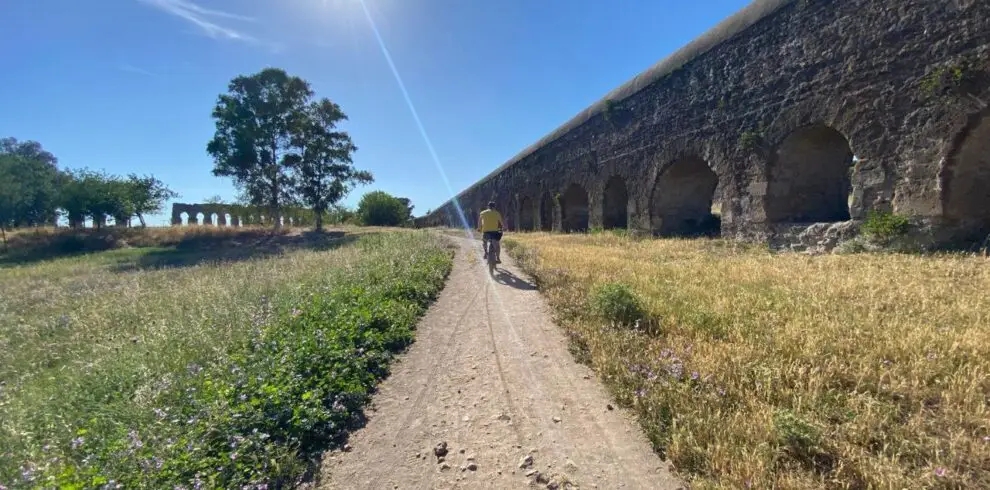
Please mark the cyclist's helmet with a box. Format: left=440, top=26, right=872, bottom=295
left=487, top=201, right=496, bottom=209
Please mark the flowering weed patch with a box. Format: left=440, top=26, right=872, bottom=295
left=506, top=232, right=989, bottom=489
left=0, top=231, right=452, bottom=488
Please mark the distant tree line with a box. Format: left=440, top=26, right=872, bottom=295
left=0, top=137, right=177, bottom=246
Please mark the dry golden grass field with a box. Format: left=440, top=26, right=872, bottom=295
left=504, top=231, right=989, bottom=489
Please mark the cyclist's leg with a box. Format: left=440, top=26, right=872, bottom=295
left=481, top=232, right=489, bottom=258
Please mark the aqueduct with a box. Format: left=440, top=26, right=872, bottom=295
left=416, top=0, right=990, bottom=249
left=170, top=203, right=305, bottom=227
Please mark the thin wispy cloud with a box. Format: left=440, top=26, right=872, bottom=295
left=139, top=0, right=260, bottom=44
left=118, top=63, right=158, bottom=77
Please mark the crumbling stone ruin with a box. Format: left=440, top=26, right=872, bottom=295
left=170, top=203, right=303, bottom=227
left=417, top=0, right=990, bottom=251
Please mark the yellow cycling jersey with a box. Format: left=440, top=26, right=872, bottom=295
left=478, top=209, right=503, bottom=232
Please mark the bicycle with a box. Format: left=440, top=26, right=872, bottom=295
left=482, top=229, right=502, bottom=274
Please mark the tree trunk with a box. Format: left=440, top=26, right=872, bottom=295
left=271, top=143, right=281, bottom=232
left=1, top=225, right=7, bottom=253
left=137, top=213, right=147, bottom=228
left=315, top=207, right=324, bottom=232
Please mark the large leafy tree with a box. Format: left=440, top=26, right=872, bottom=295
left=207, top=68, right=313, bottom=229
left=0, top=138, right=61, bottom=232
left=127, top=174, right=178, bottom=227
left=58, top=169, right=96, bottom=228
left=292, top=99, right=373, bottom=231
left=0, top=154, right=60, bottom=249
left=0, top=137, right=57, bottom=168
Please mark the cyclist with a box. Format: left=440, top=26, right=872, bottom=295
left=478, top=201, right=504, bottom=263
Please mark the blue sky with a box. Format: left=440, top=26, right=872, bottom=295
left=1, top=0, right=750, bottom=225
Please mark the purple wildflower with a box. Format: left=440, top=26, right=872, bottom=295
left=634, top=388, right=647, bottom=398
left=660, top=349, right=672, bottom=359
left=129, top=430, right=143, bottom=449
left=690, top=371, right=700, bottom=381
left=983, top=436, right=989, bottom=442
left=71, top=436, right=85, bottom=449
left=717, top=387, right=727, bottom=397
left=934, top=467, right=946, bottom=477
left=187, top=363, right=202, bottom=375
left=291, top=308, right=302, bottom=317
left=153, top=408, right=167, bottom=419
left=667, top=362, right=684, bottom=380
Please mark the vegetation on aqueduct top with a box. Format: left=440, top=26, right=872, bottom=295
left=505, top=232, right=989, bottom=489
left=0, top=230, right=452, bottom=489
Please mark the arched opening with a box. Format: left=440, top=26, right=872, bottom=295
left=519, top=196, right=536, bottom=230
left=500, top=202, right=514, bottom=231
left=943, top=113, right=990, bottom=239
left=651, top=157, right=719, bottom=236
left=561, top=184, right=590, bottom=232
left=224, top=213, right=233, bottom=226
left=210, top=213, right=219, bottom=226
left=540, top=193, right=553, bottom=231
left=180, top=212, right=189, bottom=226
left=602, top=176, right=628, bottom=229
left=767, top=125, right=854, bottom=223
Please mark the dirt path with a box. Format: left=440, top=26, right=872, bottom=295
left=318, top=235, right=682, bottom=489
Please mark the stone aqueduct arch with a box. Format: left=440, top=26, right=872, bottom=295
left=415, top=0, right=990, bottom=248
left=170, top=203, right=310, bottom=228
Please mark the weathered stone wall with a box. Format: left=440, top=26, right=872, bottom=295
left=417, top=0, right=990, bottom=248
left=171, top=203, right=324, bottom=227
left=171, top=203, right=270, bottom=227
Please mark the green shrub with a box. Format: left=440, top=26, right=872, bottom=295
left=773, top=409, right=822, bottom=452
left=356, top=191, right=413, bottom=226
left=589, top=282, right=646, bottom=326
left=860, top=210, right=910, bottom=242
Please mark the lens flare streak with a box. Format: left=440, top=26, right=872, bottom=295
left=358, top=0, right=470, bottom=234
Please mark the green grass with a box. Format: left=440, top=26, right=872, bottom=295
left=0, top=231, right=452, bottom=489
left=505, top=232, right=990, bottom=489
